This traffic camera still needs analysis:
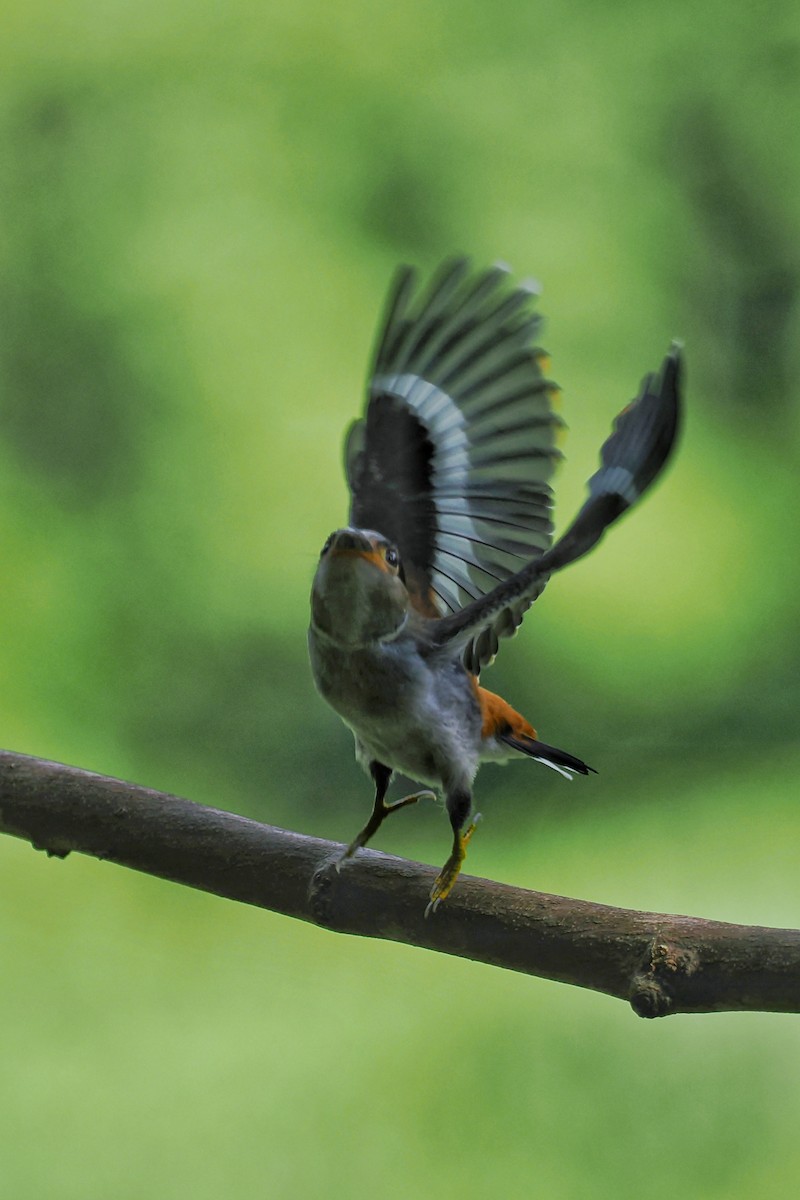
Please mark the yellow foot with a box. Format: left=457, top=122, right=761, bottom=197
left=336, top=791, right=436, bottom=871
left=425, top=816, right=481, bottom=917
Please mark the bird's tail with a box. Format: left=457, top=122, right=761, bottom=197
left=498, top=732, right=596, bottom=780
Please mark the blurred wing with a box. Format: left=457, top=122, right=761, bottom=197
left=429, top=344, right=683, bottom=664
left=345, top=258, right=563, bottom=669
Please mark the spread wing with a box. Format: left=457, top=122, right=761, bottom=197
left=428, top=345, right=683, bottom=661
left=345, top=258, right=563, bottom=672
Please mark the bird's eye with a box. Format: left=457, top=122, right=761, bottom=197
left=385, top=545, right=400, bottom=568
left=320, top=534, right=335, bottom=557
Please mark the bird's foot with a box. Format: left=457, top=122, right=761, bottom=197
left=336, top=791, right=436, bottom=871
left=386, top=789, right=436, bottom=815
left=425, top=815, right=481, bottom=917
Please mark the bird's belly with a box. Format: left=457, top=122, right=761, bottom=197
left=354, top=715, right=446, bottom=787
left=308, top=632, right=481, bottom=787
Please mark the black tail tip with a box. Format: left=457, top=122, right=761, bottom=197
left=568, top=758, right=597, bottom=776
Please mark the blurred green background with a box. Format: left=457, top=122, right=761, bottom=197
left=1, top=2, right=799, bottom=1197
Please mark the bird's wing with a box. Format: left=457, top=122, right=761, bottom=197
left=427, top=345, right=683, bottom=665
left=345, top=258, right=562, bottom=668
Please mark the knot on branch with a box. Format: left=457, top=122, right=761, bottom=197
left=31, top=841, right=71, bottom=860
left=629, top=938, right=700, bottom=1018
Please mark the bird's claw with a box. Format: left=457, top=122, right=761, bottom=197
left=424, top=817, right=481, bottom=917
left=335, top=844, right=356, bottom=873
left=338, top=790, right=436, bottom=872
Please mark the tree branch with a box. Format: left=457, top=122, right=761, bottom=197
left=0, top=749, right=797, bottom=1018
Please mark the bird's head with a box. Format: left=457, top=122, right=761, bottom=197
left=310, top=527, right=409, bottom=647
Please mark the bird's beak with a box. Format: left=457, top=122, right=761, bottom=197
left=327, top=529, right=394, bottom=576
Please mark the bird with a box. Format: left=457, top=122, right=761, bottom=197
left=308, top=257, right=681, bottom=914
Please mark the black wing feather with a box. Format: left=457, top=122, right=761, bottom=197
left=346, top=259, right=561, bottom=637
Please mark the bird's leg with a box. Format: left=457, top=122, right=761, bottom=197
left=338, top=761, right=435, bottom=866
left=425, top=788, right=479, bottom=917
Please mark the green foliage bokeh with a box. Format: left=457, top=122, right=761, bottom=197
left=1, top=3, right=799, bottom=1197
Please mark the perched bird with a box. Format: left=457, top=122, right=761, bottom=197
left=308, top=258, right=681, bottom=913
